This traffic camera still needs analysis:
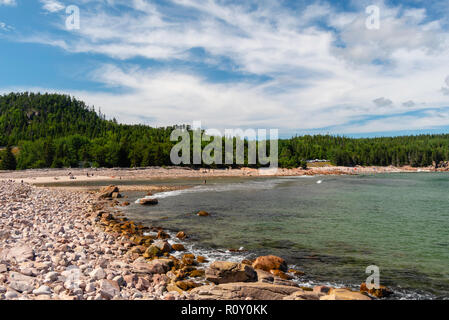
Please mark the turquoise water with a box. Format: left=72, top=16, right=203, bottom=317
left=48, top=173, right=449, bottom=299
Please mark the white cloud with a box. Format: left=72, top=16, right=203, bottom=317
left=0, top=22, right=13, bottom=31
left=40, top=0, right=65, bottom=12
left=0, top=0, right=16, bottom=6
left=7, top=0, right=449, bottom=134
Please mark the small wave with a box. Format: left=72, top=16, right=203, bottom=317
left=135, top=179, right=283, bottom=203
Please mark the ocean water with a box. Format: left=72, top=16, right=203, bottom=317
left=117, top=173, right=449, bottom=299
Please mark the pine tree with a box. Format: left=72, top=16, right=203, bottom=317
left=0, top=146, right=17, bottom=170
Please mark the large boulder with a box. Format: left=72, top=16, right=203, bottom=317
left=252, top=255, right=287, bottom=272
left=98, top=185, right=119, bottom=199
left=190, top=282, right=301, bottom=300
left=205, top=261, right=257, bottom=284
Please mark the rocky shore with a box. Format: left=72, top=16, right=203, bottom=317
left=0, top=181, right=390, bottom=300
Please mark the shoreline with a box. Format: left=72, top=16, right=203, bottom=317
left=0, top=165, right=438, bottom=188
left=0, top=180, right=393, bottom=300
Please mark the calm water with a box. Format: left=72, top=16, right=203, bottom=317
left=50, top=173, right=449, bottom=299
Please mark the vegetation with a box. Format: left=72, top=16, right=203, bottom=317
left=0, top=146, right=17, bottom=170
left=1, top=92, right=449, bottom=170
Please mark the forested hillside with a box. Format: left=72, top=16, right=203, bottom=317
left=1, top=92, right=448, bottom=170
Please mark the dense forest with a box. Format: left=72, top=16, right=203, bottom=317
left=1, top=92, right=449, bottom=170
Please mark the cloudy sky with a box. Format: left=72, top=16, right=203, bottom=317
left=1, top=0, right=449, bottom=137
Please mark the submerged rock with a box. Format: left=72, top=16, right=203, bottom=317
left=139, top=198, right=158, bottom=205
left=176, top=231, right=186, bottom=239
left=360, top=283, right=393, bottom=298
left=197, top=211, right=209, bottom=217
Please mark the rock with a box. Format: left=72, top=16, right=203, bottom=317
left=167, top=283, right=184, bottom=294
left=133, top=259, right=173, bottom=274
left=197, top=211, right=209, bottom=217
left=33, top=285, right=52, bottom=296
left=122, top=201, right=130, bottom=206
left=129, top=245, right=147, bottom=255
left=241, top=259, right=255, bottom=265
left=252, top=255, right=287, bottom=272
left=99, top=279, right=120, bottom=300
left=283, top=290, right=322, bottom=300
left=5, top=290, right=19, bottom=299
left=98, top=185, right=119, bottom=199
left=85, top=282, right=96, bottom=293
left=0, top=264, right=7, bottom=273
left=136, top=277, right=150, bottom=291
left=196, top=256, right=207, bottom=263
left=175, top=280, right=201, bottom=291
left=288, top=268, right=305, bottom=276
left=176, top=231, right=186, bottom=239
left=205, top=261, right=257, bottom=284
left=270, top=269, right=292, bottom=280
left=157, top=230, right=170, bottom=239
left=360, top=283, right=393, bottom=298
left=143, top=245, right=162, bottom=259
left=111, top=192, right=122, bottom=199
left=123, top=274, right=138, bottom=286
left=313, top=286, right=331, bottom=294
left=171, top=244, right=186, bottom=251
left=90, top=267, right=106, bottom=280
left=323, top=288, right=372, bottom=300
left=181, top=254, right=196, bottom=266
left=113, top=276, right=125, bottom=287
left=255, top=269, right=274, bottom=283
left=154, top=240, right=172, bottom=253
left=139, top=198, right=158, bottom=205
left=4, top=245, right=35, bottom=263
left=189, top=269, right=205, bottom=278
left=132, top=292, right=143, bottom=299
left=191, top=282, right=302, bottom=300
left=8, top=272, right=35, bottom=293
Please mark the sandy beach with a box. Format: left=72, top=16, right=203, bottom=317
left=0, top=165, right=428, bottom=186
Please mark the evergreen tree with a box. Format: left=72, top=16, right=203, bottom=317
left=0, top=146, right=17, bottom=170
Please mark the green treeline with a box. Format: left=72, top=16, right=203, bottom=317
left=0, top=92, right=448, bottom=170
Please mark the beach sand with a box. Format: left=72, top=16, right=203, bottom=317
left=0, top=165, right=427, bottom=186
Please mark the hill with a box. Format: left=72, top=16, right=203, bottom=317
left=1, top=92, right=449, bottom=170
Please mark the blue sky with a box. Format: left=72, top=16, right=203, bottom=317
left=1, top=0, right=449, bottom=138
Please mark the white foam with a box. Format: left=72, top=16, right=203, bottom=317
left=135, top=179, right=284, bottom=203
